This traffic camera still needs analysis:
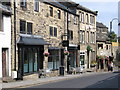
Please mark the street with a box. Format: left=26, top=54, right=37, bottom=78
left=26, top=72, right=120, bottom=89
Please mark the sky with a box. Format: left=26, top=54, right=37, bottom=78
left=72, top=0, right=119, bottom=35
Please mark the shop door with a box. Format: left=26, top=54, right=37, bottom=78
left=2, top=49, right=7, bottom=77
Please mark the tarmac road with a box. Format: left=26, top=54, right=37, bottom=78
left=27, top=71, right=120, bottom=89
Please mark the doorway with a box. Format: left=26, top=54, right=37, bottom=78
left=2, top=48, right=8, bottom=77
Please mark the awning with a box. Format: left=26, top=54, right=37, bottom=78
left=17, top=34, right=50, bottom=45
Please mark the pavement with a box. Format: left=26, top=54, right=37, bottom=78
left=0, top=67, right=119, bottom=89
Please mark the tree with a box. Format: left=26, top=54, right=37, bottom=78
left=108, top=31, right=117, bottom=42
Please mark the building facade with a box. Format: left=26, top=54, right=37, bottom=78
left=76, top=6, right=97, bottom=69
left=0, top=3, right=12, bottom=78
left=9, top=0, right=80, bottom=79
left=96, top=22, right=112, bottom=70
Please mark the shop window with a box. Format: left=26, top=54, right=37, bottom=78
left=48, top=50, right=59, bottom=70
left=80, top=55, right=85, bottom=65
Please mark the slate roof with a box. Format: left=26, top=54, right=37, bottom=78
left=96, top=22, right=108, bottom=28
left=41, top=0, right=97, bottom=16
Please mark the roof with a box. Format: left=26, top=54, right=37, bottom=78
left=41, top=0, right=78, bottom=16
left=77, top=5, right=98, bottom=15
left=96, top=22, right=108, bottom=28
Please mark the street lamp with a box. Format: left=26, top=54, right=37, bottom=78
left=110, top=18, right=120, bottom=33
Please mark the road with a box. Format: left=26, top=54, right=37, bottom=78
left=25, top=71, right=120, bottom=89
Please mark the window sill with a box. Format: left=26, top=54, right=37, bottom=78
left=0, top=32, right=5, bottom=35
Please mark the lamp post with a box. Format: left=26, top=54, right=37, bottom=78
left=110, top=18, right=120, bottom=33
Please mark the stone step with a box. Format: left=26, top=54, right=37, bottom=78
left=2, top=77, right=15, bottom=83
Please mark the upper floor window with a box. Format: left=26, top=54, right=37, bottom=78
left=90, top=15, right=95, bottom=25
left=68, top=30, right=73, bottom=40
left=20, top=0, right=27, bottom=8
left=49, top=26, right=57, bottom=37
left=34, top=0, right=39, bottom=12
left=57, top=10, right=61, bottom=19
left=86, top=31, right=89, bottom=43
left=0, top=15, right=3, bottom=32
left=20, top=20, right=26, bottom=34
left=74, top=16, right=77, bottom=24
left=27, top=22, right=33, bottom=34
left=68, top=14, right=71, bottom=21
left=86, top=14, right=89, bottom=24
left=80, top=12, right=84, bottom=23
left=49, top=7, right=53, bottom=17
left=20, top=20, right=33, bottom=34
left=80, top=30, right=85, bottom=44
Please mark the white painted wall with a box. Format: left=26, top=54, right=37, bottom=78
left=0, top=15, right=11, bottom=78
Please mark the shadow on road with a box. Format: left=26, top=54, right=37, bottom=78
left=81, top=71, right=120, bottom=90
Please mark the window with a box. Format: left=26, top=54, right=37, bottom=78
left=20, top=0, right=27, bottom=8
left=57, top=10, right=61, bottom=19
left=86, top=31, right=89, bottom=43
left=27, top=22, right=32, bottom=34
left=80, top=12, right=84, bottom=23
left=93, top=32, right=95, bottom=43
left=74, top=16, right=77, bottom=24
left=86, top=14, right=89, bottom=24
left=0, top=15, right=3, bottom=32
left=98, top=44, right=103, bottom=49
left=106, top=45, right=108, bottom=50
left=90, top=15, right=95, bottom=25
left=48, top=50, right=59, bottom=70
left=80, top=30, right=85, bottom=44
left=20, top=20, right=26, bottom=33
left=34, top=0, right=39, bottom=12
left=54, top=27, right=57, bottom=37
left=49, top=26, right=53, bottom=36
left=68, top=30, right=73, bottom=40
left=49, top=26, right=57, bottom=37
left=68, top=14, right=71, bottom=21
left=49, top=7, right=53, bottom=17
left=20, top=20, right=33, bottom=34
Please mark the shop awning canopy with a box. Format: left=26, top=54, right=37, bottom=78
left=17, top=34, right=50, bottom=45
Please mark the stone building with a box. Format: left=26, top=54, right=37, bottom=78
left=0, top=2, right=12, bottom=79
left=96, top=22, right=112, bottom=70
left=76, top=5, right=97, bottom=69
left=8, top=0, right=79, bottom=79
left=1, top=0, right=98, bottom=80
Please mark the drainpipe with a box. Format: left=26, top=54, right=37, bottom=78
left=14, top=0, right=16, bottom=71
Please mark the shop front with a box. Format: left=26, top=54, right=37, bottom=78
left=17, top=34, right=49, bottom=78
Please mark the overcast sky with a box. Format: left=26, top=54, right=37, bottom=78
left=72, top=0, right=119, bottom=35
